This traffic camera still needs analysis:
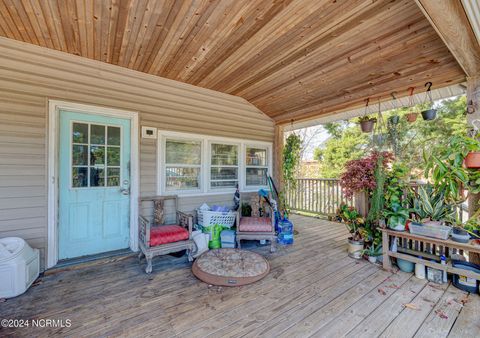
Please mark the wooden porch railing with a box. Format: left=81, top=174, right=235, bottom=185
left=286, top=178, right=353, bottom=216
left=287, top=178, right=469, bottom=221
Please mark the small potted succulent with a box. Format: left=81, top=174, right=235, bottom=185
left=362, top=244, right=382, bottom=263
left=359, top=116, right=376, bottom=133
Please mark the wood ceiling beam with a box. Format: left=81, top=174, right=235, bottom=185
left=415, top=0, right=480, bottom=77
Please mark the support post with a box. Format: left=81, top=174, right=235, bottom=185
left=467, top=76, right=480, bottom=265
left=382, top=230, right=392, bottom=271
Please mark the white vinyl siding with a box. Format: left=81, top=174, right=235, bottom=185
left=0, top=37, right=275, bottom=271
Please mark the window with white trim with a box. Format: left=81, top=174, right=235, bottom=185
left=164, top=138, right=202, bottom=191
left=157, top=130, right=272, bottom=195
left=210, top=143, right=239, bottom=189
left=245, top=146, right=268, bottom=187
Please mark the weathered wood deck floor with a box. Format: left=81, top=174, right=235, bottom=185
left=1, top=215, right=479, bottom=337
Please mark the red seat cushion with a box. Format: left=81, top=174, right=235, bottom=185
left=239, top=217, right=273, bottom=232
left=149, top=225, right=189, bottom=246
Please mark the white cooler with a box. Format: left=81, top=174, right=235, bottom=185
left=0, top=237, right=39, bottom=298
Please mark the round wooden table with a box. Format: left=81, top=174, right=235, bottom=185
left=192, top=248, right=270, bottom=286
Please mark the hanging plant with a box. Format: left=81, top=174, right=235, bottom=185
left=405, top=87, right=418, bottom=123
left=421, top=82, right=437, bottom=121
left=359, top=98, right=376, bottom=133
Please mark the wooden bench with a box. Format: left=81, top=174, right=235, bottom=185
left=380, top=228, right=480, bottom=280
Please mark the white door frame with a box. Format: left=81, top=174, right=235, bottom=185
left=47, top=100, right=140, bottom=268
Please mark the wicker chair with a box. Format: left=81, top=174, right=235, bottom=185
left=138, top=195, right=194, bottom=273
left=236, top=194, right=276, bottom=253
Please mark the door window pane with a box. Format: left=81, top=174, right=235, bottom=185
left=90, top=146, right=105, bottom=165
left=90, top=167, right=105, bottom=187
left=72, top=123, right=88, bottom=143
left=107, top=126, right=121, bottom=145
left=72, top=167, right=88, bottom=187
left=72, top=145, right=88, bottom=165
left=71, top=122, right=123, bottom=188
left=246, top=148, right=267, bottom=166
left=246, top=168, right=268, bottom=186
left=107, top=168, right=120, bottom=187
left=90, top=125, right=105, bottom=144
left=166, top=167, right=200, bottom=190
left=166, top=139, right=201, bottom=165
left=107, top=147, right=120, bottom=166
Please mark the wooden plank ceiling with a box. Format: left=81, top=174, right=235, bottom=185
left=0, top=0, right=466, bottom=124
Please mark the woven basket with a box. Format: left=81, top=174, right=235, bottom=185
left=196, top=209, right=236, bottom=228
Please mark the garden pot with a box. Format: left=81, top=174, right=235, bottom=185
left=368, top=256, right=377, bottom=263
left=397, top=258, right=415, bottom=273
left=423, top=220, right=443, bottom=226
left=388, top=219, right=405, bottom=231
left=348, top=238, right=364, bottom=259
left=360, top=119, right=375, bottom=133
left=421, top=109, right=437, bottom=121
left=405, top=112, right=418, bottom=122
left=389, top=115, right=400, bottom=125
left=453, top=227, right=469, bottom=236
left=464, top=151, right=480, bottom=168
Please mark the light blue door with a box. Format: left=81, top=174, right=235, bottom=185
left=58, top=110, right=131, bottom=259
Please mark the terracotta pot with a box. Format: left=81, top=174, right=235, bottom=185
left=421, top=109, right=437, bottom=121
left=359, top=119, right=375, bottom=133
left=348, top=238, right=364, bottom=259
left=464, top=151, right=480, bottom=168
left=406, top=112, right=418, bottom=122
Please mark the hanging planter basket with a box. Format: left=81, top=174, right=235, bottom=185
left=421, top=82, right=436, bottom=121
left=389, top=115, right=400, bottom=125
left=360, top=119, right=376, bottom=133
left=465, top=152, right=480, bottom=168
left=406, top=112, right=418, bottom=122
left=421, top=109, right=437, bottom=121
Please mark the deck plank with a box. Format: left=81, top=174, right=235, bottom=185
left=0, top=215, right=477, bottom=338
left=448, top=290, right=480, bottom=338
left=379, top=282, right=449, bottom=338
left=414, top=284, right=468, bottom=338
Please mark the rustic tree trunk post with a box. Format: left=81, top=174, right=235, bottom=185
left=467, top=76, right=480, bottom=265
left=354, top=191, right=369, bottom=218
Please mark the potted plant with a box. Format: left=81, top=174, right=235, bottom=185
left=410, top=185, right=454, bottom=225
left=421, top=82, right=436, bottom=121
left=336, top=204, right=365, bottom=259
left=362, top=244, right=382, bottom=263
left=389, top=115, right=400, bottom=125
left=405, top=112, right=418, bottom=122
left=384, top=202, right=409, bottom=231
left=359, top=116, right=376, bottom=133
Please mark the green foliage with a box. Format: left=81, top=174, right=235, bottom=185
left=313, top=95, right=467, bottom=179
left=424, top=134, right=480, bottom=204
left=384, top=203, right=409, bottom=229
left=411, top=185, right=455, bottom=222
left=336, top=204, right=364, bottom=241
left=241, top=203, right=252, bottom=217
left=318, top=126, right=369, bottom=178
left=361, top=243, right=383, bottom=257
left=366, top=155, right=386, bottom=224
left=283, top=133, right=302, bottom=189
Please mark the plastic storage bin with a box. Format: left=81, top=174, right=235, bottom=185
left=0, top=237, right=39, bottom=298
left=221, top=230, right=236, bottom=248
left=452, top=260, right=480, bottom=293
left=409, top=223, right=451, bottom=240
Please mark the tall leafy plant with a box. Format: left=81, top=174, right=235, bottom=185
left=282, top=133, right=302, bottom=210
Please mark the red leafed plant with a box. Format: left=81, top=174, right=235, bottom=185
left=340, top=151, right=394, bottom=199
